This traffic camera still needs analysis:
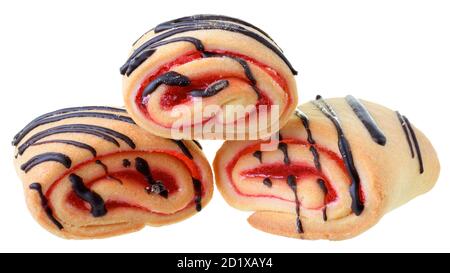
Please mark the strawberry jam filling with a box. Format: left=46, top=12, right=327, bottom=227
left=45, top=150, right=203, bottom=216
left=240, top=163, right=337, bottom=204
left=226, top=138, right=365, bottom=207
left=159, top=76, right=252, bottom=109
left=67, top=169, right=178, bottom=212
left=135, top=50, right=290, bottom=125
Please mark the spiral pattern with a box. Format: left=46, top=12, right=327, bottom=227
left=214, top=96, right=439, bottom=240
left=13, top=106, right=213, bottom=239
left=121, top=15, right=298, bottom=140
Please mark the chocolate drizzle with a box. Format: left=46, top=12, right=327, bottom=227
left=121, top=15, right=297, bottom=76
left=396, top=112, right=415, bottom=157
left=154, top=15, right=275, bottom=41
left=263, top=178, right=272, bottom=188
left=171, top=139, right=193, bottom=159
left=278, top=142, right=290, bottom=165
left=345, top=95, right=387, bottom=146
left=287, top=175, right=303, bottom=233
left=404, top=116, right=424, bottom=174
left=29, top=183, right=63, bottom=230
left=190, top=80, right=230, bottom=98
left=192, top=140, right=202, bottom=150
left=69, top=174, right=107, bottom=217
left=312, top=96, right=364, bottom=216
left=295, top=107, right=331, bottom=221
left=95, top=160, right=108, bottom=172
left=17, top=124, right=136, bottom=156
left=135, top=157, right=168, bottom=198
left=122, top=159, right=131, bottom=168
left=134, top=154, right=202, bottom=210
left=13, top=107, right=137, bottom=185
left=295, top=108, right=316, bottom=145
left=204, top=53, right=260, bottom=98
left=95, top=160, right=123, bottom=184
left=396, top=112, right=424, bottom=174
left=317, top=179, right=328, bottom=221
left=21, top=152, right=71, bottom=173
left=122, top=37, right=204, bottom=76
left=309, top=146, right=321, bottom=171
left=192, top=178, right=203, bottom=212
left=140, top=53, right=258, bottom=101
left=294, top=109, right=321, bottom=170
left=13, top=106, right=127, bottom=146
left=223, top=55, right=257, bottom=85
left=13, top=112, right=135, bottom=146
left=252, top=150, right=262, bottom=163
left=142, top=71, right=191, bottom=98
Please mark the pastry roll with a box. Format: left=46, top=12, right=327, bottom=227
left=120, top=14, right=298, bottom=140
left=12, top=106, right=213, bottom=239
left=213, top=96, right=439, bottom=240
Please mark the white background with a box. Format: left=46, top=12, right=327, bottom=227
left=1, top=0, right=449, bottom=253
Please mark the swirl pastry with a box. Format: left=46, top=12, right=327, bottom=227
left=213, top=96, right=439, bottom=240
left=12, top=106, right=213, bottom=239
left=120, top=14, right=298, bottom=140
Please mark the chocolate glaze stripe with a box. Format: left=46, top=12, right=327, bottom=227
left=345, top=95, right=387, bottom=146
left=190, top=80, right=230, bottom=98
left=278, top=142, right=290, bottom=165
left=312, top=96, right=365, bottom=216
left=294, top=107, right=330, bottom=221
left=95, top=160, right=123, bottom=184
left=192, top=178, right=203, bottom=212
left=69, top=174, right=107, bottom=217
left=155, top=15, right=275, bottom=42
left=135, top=157, right=168, bottom=198
left=263, top=177, right=272, bottom=188
left=138, top=43, right=264, bottom=101
left=17, top=124, right=136, bottom=156
left=122, top=159, right=131, bottom=168
left=141, top=55, right=257, bottom=100
left=131, top=14, right=277, bottom=47
left=122, top=37, right=204, bottom=76
left=135, top=157, right=154, bottom=186
left=29, top=183, right=63, bottom=230
left=171, top=140, right=193, bottom=159
left=396, top=111, right=415, bottom=158
left=21, top=153, right=71, bottom=173
left=205, top=53, right=257, bottom=85
left=121, top=21, right=297, bottom=76
left=192, top=140, right=202, bottom=150
left=253, top=150, right=262, bottom=163
left=135, top=157, right=153, bottom=180
left=287, top=175, right=303, bottom=233
left=142, top=71, right=191, bottom=97
left=295, top=108, right=316, bottom=145
left=294, top=109, right=321, bottom=170
left=13, top=112, right=135, bottom=146
left=204, top=53, right=261, bottom=97
left=31, top=140, right=97, bottom=157
left=13, top=106, right=126, bottom=145
left=18, top=127, right=119, bottom=155
left=403, top=115, right=424, bottom=174
left=317, top=179, right=328, bottom=222
left=309, top=146, right=321, bottom=171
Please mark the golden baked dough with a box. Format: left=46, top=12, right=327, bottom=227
left=13, top=106, right=213, bottom=239
left=120, top=15, right=298, bottom=140
left=213, top=96, right=440, bottom=240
